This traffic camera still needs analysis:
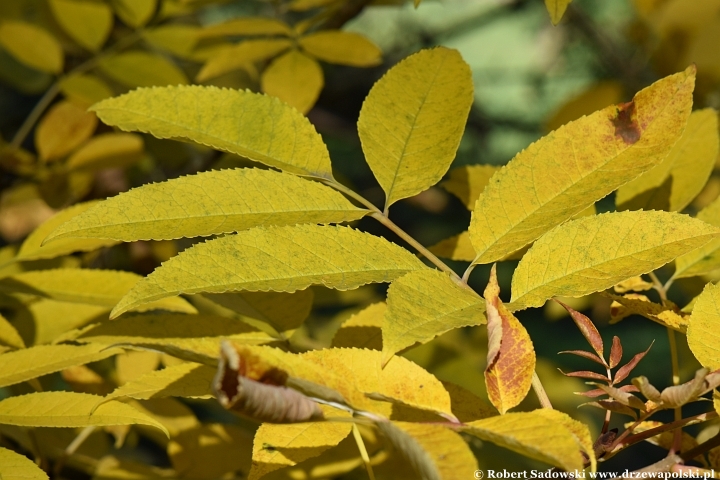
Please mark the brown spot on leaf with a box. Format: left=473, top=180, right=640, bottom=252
left=611, top=101, right=641, bottom=144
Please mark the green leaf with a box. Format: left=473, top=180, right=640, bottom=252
left=0, top=447, right=49, bottom=480
left=105, top=362, right=216, bottom=401
left=66, top=132, right=145, bottom=171
left=98, top=51, right=188, bottom=88
left=142, top=25, right=200, bottom=58
left=469, top=67, right=696, bottom=264
left=111, top=0, right=157, bottom=28
left=261, top=50, right=323, bottom=115
left=110, top=225, right=426, bottom=317
left=0, top=268, right=197, bottom=314
left=0, top=343, right=121, bottom=388
left=0, top=21, right=63, bottom=74
left=196, top=39, right=292, bottom=82
left=35, top=100, right=97, bottom=162
left=299, top=31, right=381, bottom=67
left=16, top=201, right=120, bottom=261
left=463, top=410, right=584, bottom=471
left=197, top=17, right=292, bottom=37
left=616, top=109, right=719, bottom=212
left=382, top=270, right=484, bottom=365
left=90, top=85, right=334, bottom=179
left=0, top=392, right=168, bottom=436
left=510, top=211, right=720, bottom=310
left=544, top=0, right=573, bottom=25
left=674, top=196, right=720, bottom=279
left=688, top=282, right=720, bottom=370
left=0, top=312, right=25, bottom=350
left=358, top=47, right=473, bottom=210
left=48, top=0, right=112, bottom=51
left=46, top=169, right=365, bottom=244
left=440, top=165, right=499, bottom=210
left=58, top=73, right=113, bottom=107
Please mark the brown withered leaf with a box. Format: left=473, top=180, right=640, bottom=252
left=584, top=400, right=638, bottom=420
left=592, top=384, right=646, bottom=411
left=660, top=368, right=709, bottom=408
left=575, top=384, right=638, bottom=398
left=632, top=376, right=662, bottom=403
left=607, top=293, right=688, bottom=332
left=559, top=370, right=610, bottom=382
left=484, top=265, right=536, bottom=414
left=614, top=341, right=653, bottom=384
left=555, top=300, right=605, bottom=361
left=558, top=349, right=606, bottom=366
left=609, top=336, right=623, bottom=369
left=213, top=341, right=323, bottom=423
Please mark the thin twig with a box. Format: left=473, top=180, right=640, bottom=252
left=531, top=371, right=553, bottom=409
left=352, top=423, right=377, bottom=480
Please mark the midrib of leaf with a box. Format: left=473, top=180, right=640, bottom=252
left=383, top=56, right=446, bottom=211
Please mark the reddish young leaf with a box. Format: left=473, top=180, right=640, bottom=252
left=555, top=300, right=605, bottom=361
left=484, top=264, right=536, bottom=414
left=558, top=349, right=607, bottom=366
left=213, top=341, right=323, bottom=423
left=575, top=388, right=608, bottom=398
left=614, top=341, right=653, bottom=384
left=559, top=370, right=610, bottom=382
left=609, top=336, right=623, bottom=369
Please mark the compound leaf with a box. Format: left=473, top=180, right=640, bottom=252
left=382, top=270, right=485, bottom=365
left=0, top=392, right=168, bottom=436
left=469, top=67, right=695, bottom=264
left=261, top=50, right=323, bottom=114
left=510, top=211, right=719, bottom=310
left=0, top=343, right=122, bottom=389
left=91, top=85, right=334, bottom=179
left=46, top=169, right=366, bottom=243
left=358, top=47, right=473, bottom=210
left=688, top=282, right=720, bottom=370
left=0, top=447, right=49, bottom=480
left=111, top=225, right=425, bottom=317
left=17, top=201, right=120, bottom=261
left=299, top=31, right=381, bottom=67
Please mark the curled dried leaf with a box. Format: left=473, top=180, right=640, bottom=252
left=609, top=336, right=623, bottom=369
left=214, top=341, right=323, bottom=423
left=614, top=341, right=653, bottom=384
left=660, top=368, right=709, bottom=409
left=555, top=300, right=604, bottom=361
left=632, top=376, right=662, bottom=403
left=613, top=276, right=654, bottom=294
left=592, top=384, right=646, bottom=411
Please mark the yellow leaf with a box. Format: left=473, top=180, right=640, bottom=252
left=106, top=362, right=215, bottom=401
left=94, top=456, right=175, bottom=479
left=463, top=410, right=585, bottom=471
left=688, top=282, right=720, bottom=370
left=440, top=165, right=498, bottom=210
left=49, top=169, right=364, bottom=245
left=382, top=270, right=485, bottom=365
left=98, top=51, right=188, bottom=88
left=358, top=47, right=474, bottom=210
left=510, top=211, right=720, bottom=310
left=0, top=343, right=121, bottom=388
left=608, top=293, right=688, bottom=331
left=168, top=424, right=252, bottom=478
left=0, top=392, right=168, bottom=436
left=384, top=422, right=478, bottom=480
left=299, top=31, right=381, bottom=67
left=74, top=313, right=276, bottom=350
left=544, top=0, right=573, bottom=25
left=331, top=302, right=385, bottom=349
left=196, top=39, right=292, bottom=82
left=59, top=73, right=113, bottom=108
left=115, top=350, right=160, bottom=385
left=198, top=17, right=292, bottom=37
left=204, top=289, right=314, bottom=334
left=0, top=447, right=49, bottom=480
left=27, top=298, right=109, bottom=345
left=428, top=231, right=476, bottom=262
left=0, top=312, right=25, bottom=350
left=302, top=348, right=452, bottom=417
left=617, top=109, right=719, bottom=212
left=48, top=0, right=112, bottom=51
left=111, top=0, right=157, bottom=28
left=0, top=268, right=197, bottom=313
left=249, top=406, right=352, bottom=479
left=142, top=25, right=199, bottom=58
left=533, top=409, right=596, bottom=472
left=130, top=397, right=197, bottom=443
left=16, top=201, right=119, bottom=261
left=90, top=85, right=334, bottom=179
left=546, top=81, right=624, bottom=132
left=110, top=225, right=425, bottom=317
left=66, top=132, right=145, bottom=172
left=674, top=196, right=720, bottom=279
left=469, top=67, right=696, bottom=264
left=262, top=50, right=323, bottom=114
left=484, top=265, right=535, bottom=413
left=0, top=21, right=63, bottom=74
left=35, top=100, right=97, bottom=162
